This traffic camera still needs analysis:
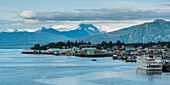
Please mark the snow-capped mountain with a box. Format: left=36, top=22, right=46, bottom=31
left=76, top=23, right=106, bottom=34
left=37, top=23, right=106, bottom=38
left=49, top=24, right=106, bottom=32
left=61, top=23, right=105, bottom=38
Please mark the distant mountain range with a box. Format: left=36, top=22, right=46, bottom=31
left=74, top=19, right=170, bottom=43
left=0, top=19, right=169, bottom=48
left=0, top=23, right=105, bottom=48
left=38, top=23, right=106, bottom=38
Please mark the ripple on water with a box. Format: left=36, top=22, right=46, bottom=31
left=0, top=49, right=170, bottom=85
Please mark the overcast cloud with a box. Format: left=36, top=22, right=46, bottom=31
left=1, top=0, right=170, bottom=32
left=19, top=8, right=170, bottom=21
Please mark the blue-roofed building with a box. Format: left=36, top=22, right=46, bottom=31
left=78, top=44, right=98, bottom=50
left=78, top=44, right=97, bottom=47
left=125, top=47, right=136, bottom=51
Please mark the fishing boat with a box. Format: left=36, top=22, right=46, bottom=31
left=113, top=54, right=118, bottom=59
left=136, top=55, right=162, bottom=71
left=123, top=56, right=136, bottom=62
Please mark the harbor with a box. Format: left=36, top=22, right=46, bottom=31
left=22, top=43, right=170, bottom=72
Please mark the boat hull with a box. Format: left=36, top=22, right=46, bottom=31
left=137, top=66, right=162, bottom=71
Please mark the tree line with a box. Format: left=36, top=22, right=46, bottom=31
left=31, top=40, right=170, bottom=50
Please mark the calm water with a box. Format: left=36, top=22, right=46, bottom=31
left=0, top=49, right=170, bottom=85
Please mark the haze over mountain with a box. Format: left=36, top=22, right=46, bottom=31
left=0, top=23, right=105, bottom=48
left=74, top=19, right=170, bottom=43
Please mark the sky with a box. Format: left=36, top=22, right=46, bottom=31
left=0, top=0, right=170, bottom=32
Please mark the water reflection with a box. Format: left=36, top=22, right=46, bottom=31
left=2, top=49, right=170, bottom=85
left=136, top=68, right=162, bottom=75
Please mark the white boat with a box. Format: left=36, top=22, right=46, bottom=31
left=137, top=55, right=162, bottom=71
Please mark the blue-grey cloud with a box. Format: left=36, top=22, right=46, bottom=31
left=161, top=3, right=170, bottom=6
left=161, top=0, right=170, bottom=6
left=20, top=8, right=170, bottom=21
